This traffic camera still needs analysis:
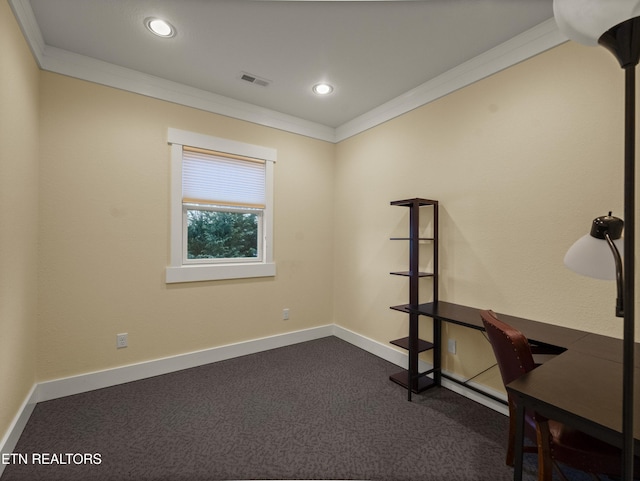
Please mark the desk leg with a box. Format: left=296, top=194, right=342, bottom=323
left=513, top=401, right=525, bottom=481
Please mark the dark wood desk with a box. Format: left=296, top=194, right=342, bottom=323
left=403, top=301, right=587, bottom=403
left=416, top=301, right=588, bottom=350
left=507, top=336, right=640, bottom=481
left=412, top=302, right=639, bottom=480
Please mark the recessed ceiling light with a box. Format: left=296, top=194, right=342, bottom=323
left=145, top=17, right=175, bottom=38
left=313, top=83, right=334, bottom=95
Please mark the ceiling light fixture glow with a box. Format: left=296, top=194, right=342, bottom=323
left=313, top=83, right=334, bottom=95
left=145, top=17, right=175, bottom=38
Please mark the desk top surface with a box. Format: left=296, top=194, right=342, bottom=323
left=568, top=333, right=640, bottom=367
left=420, top=301, right=639, bottom=443
left=417, top=301, right=589, bottom=349
left=507, top=349, right=640, bottom=442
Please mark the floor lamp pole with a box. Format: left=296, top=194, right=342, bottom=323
left=621, top=62, right=635, bottom=481
left=598, top=16, right=639, bottom=481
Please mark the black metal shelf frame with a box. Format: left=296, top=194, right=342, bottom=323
left=388, top=198, right=440, bottom=401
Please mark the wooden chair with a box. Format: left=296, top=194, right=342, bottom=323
left=480, top=309, right=638, bottom=481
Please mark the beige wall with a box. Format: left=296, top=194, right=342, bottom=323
left=0, top=0, right=40, bottom=442
left=334, top=41, right=637, bottom=390
left=36, top=73, right=335, bottom=380
left=4, top=5, right=640, bottom=435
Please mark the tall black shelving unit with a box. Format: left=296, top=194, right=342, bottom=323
left=388, top=198, right=440, bottom=401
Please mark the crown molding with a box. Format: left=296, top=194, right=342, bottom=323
left=8, top=0, right=336, bottom=142
left=335, top=18, right=568, bottom=142
left=8, top=0, right=45, bottom=65
left=41, top=45, right=337, bottom=142
left=9, top=0, right=566, bottom=144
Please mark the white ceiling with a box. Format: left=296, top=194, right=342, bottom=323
left=12, top=0, right=561, bottom=140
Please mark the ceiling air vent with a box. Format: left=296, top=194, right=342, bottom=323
left=240, top=72, right=271, bottom=87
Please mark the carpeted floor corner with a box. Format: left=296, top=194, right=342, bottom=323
left=1, top=336, right=597, bottom=481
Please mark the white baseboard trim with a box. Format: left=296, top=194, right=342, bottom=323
left=0, top=324, right=333, bottom=476
left=332, top=324, right=508, bottom=414
left=0, top=384, right=37, bottom=477
left=440, top=373, right=508, bottom=416
left=2, top=322, right=506, bottom=477
left=34, top=325, right=335, bottom=404
left=332, top=324, right=407, bottom=368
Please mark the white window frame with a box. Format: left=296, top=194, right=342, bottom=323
left=166, top=128, right=276, bottom=283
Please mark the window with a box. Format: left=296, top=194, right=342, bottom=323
left=166, top=128, right=276, bottom=283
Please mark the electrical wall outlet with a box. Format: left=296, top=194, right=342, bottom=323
left=116, top=333, right=128, bottom=349
left=447, top=339, right=457, bottom=355
left=282, top=308, right=290, bottom=320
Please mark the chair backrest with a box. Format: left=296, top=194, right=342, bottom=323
left=480, top=309, right=536, bottom=387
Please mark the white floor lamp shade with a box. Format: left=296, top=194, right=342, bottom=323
left=554, top=0, right=640, bottom=45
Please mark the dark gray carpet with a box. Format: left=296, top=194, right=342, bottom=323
left=1, top=337, right=594, bottom=481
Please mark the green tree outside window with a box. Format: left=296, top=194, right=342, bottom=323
left=187, top=210, right=258, bottom=259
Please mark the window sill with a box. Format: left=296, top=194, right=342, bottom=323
left=165, top=262, right=276, bottom=283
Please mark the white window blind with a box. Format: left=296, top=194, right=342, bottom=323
left=182, top=147, right=266, bottom=208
